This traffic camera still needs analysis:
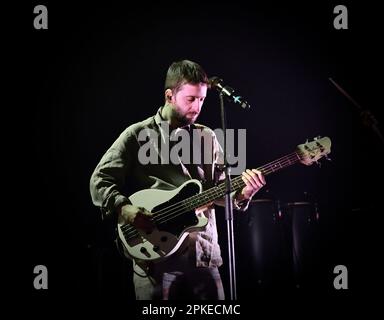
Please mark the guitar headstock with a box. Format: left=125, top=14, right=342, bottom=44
left=296, top=136, right=332, bottom=166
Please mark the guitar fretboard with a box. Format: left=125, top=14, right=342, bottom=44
left=176, top=151, right=301, bottom=211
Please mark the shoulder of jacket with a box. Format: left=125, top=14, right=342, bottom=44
left=121, top=115, right=157, bottom=137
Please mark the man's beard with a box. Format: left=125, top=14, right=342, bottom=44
left=174, top=109, right=198, bottom=126
left=177, top=114, right=194, bottom=126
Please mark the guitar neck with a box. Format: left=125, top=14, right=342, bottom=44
left=187, top=151, right=301, bottom=209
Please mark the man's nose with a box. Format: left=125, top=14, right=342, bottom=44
left=192, top=100, right=202, bottom=111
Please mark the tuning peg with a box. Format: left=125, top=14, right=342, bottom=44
left=325, top=155, right=332, bottom=161
left=314, top=135, right=321, bottom=141
left=316, top=161, right=322, bottom=168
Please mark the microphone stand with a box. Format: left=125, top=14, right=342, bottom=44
left=329, top=78, right=384, bottom=147
left=219, top=92, right=237, bottom=300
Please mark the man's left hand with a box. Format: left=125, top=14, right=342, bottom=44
left=239, top=169, right=266, bottom=201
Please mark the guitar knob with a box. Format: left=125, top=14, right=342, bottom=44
left=140, top=246, right=151, bottom=258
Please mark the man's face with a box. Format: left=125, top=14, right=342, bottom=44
left=170, top=83, right=207, bottom=125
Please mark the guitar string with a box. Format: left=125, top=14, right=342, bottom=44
left=120, top=151, right=299, bottom=235
left=122, top=141, right=327, bottom=235
left=151, top=152, right=301, bottom=225
left=121, top=152, right=303, bottom=239
left=121, top=151, right=300, bottom=232
left=120, top=152, right=302, bottom=239
left=121, top=152, right=302, bottom=239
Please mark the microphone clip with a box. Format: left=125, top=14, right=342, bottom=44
left=209, top=76, right=251, bottom=110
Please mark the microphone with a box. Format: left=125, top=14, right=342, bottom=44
left=209, top=76, right=251, bottom=110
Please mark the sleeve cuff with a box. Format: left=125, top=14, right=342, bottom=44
left=232, top=191, right=250, bottom=211
left=114, top=195, right=131, bottom=210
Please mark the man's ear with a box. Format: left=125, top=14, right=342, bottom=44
left=165, top=89, right=173, bottom=102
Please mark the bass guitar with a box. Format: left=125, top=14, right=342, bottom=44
left=117, top=136, right=331, bottom=262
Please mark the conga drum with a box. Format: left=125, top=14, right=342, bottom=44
left=283, top=201, right=321, bottom=288
left=236, top=199, right=293, bottom=291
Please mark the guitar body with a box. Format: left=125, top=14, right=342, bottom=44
left=117, top=179, right=208, bottom=262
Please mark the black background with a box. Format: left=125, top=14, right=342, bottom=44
left=9, top=1, right=383, bottom=314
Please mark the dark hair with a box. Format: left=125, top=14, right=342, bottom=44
left=164, top=60, right=209, bottom=93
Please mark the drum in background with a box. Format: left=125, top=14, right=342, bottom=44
left=236, top=199, right=294, bottom=291
left=282, top=201, right=321, bottom=288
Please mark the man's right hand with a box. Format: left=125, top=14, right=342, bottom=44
left=118, top=204, right=154, bottom=232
